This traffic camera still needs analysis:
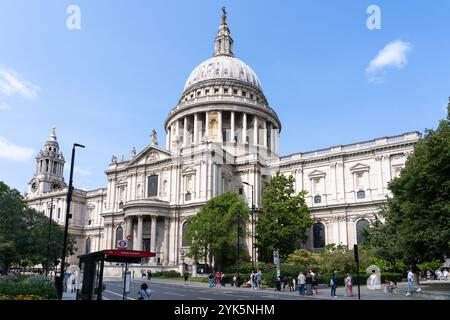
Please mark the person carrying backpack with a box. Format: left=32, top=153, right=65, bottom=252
left=330, top=272, right=337, bottom=298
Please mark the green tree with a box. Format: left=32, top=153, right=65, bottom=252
left=366, top=103, right=450, bottom=269
left=255, top=172, right=312, bottom=262
left=0, top=181, right=75, bottom=273
left=185, top=191, right=250, bottom=271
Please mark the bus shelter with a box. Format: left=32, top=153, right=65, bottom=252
left=77, top=249, right=155, bottom=300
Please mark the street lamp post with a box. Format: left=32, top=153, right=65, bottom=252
left=46, top=197, right=54, bottom=277
left=57, top=143, right=85, bottom=300
left=242, top=182, right=255, bottom=269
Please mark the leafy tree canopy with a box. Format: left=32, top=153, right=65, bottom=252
left=0, top=181, right=75, bottom=273
left=366, top=103, right=450, bottom=269
left=185, top=191, right=250, bottom=270
left=256, top=172, right=312, bottom=262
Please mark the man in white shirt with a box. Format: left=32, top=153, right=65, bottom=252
left=406, top=270, right=422, bottom=296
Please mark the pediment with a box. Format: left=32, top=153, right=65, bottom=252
left=308, top=169, right=326, bottom=178
left=349, top=163, right=370, bottom=173
left=126, top=145, right=172, bottom=167
left=181, top=166, right=196, bottom=175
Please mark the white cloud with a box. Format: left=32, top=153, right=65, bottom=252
left=0, top=136, right=34, bottom=162
left=0, top=102, right=11, bottom=110
left=0, top=66, right=40, bottom=99
left=366, top=40, right=411, bottom=75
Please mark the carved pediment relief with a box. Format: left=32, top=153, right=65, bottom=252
left=308, top=169, right=326, bottom=179
left=125, top=145, right=172, bottom=168
left=181, top=166, right=196, bottom=175
left=349, top=163, right=370, bottom=173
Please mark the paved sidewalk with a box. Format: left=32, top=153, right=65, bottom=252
left=62, top=292, right=76, bottom=300
left=117, top=277, right=448, bottom=300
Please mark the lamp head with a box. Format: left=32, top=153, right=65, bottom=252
left=74, top=143, right=85, bottom=148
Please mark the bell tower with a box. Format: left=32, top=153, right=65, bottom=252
left=28, top=128, right=67, bottom=194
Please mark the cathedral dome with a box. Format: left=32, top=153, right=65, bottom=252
left=183, top=55, right=261, bottom=92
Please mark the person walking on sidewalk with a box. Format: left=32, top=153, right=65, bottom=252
left=344, top=273, right=353, bottom=297
left=184, top=271, right=190, bottom=285
left=298, top=272, right=306, bottom=295
left=330, top=272, right=337, bottom=298
left=406, top=270, right=422, bottom=296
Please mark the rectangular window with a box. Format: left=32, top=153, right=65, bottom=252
left=205, top=89, right=209, bottom=94
left=224, top=88, right=228, bottom=94
left=242, top=91, right=246, bottom=97
left=147, top=175, right=158, bottom=197
left=214, top=88, right=219, bottom=94
left=233, top=89, right=238, bottom=95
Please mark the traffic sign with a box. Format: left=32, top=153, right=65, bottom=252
left=117, top=240, right=128, bottom=249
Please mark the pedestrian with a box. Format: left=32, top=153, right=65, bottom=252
left=345, top=273, right=353, bottom=297
left=232, top=274, right=237, bottom=287
left=305, top=272, right=313, bottom=295
left=208, top=273, right=214, bottom=287
left=147, top=269, right=152, bottom=281
left=443, top=269, right=448, bottom=282
left=63, top=271, right=70, bottom=292
left=138, top=282, right=152, bottom=300
left=256, top=270, right=262, bottom=289
left=298, top=272, right=306, bottom=295
left=405, top=270, right=422, bottom=296
left=330, top=272, right=337, bottom=298
left=221, top=272, right=225, bottom=287
left=184, top=270, right=190, bottom=285
left=369, top=270, right=377, bottom=290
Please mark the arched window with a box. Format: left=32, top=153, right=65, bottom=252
left=356, top=219, right=370, bottom=244
left=314, top=195, right=322, bottom=204
left=313, top=223, right=325, bottom=248
left=115, top=226, right=123, bottom=243
left=181, top=221, right=191, bottom=247
left=147, top=175, right=158, bottom=197
left=85, top=237, right=91, bottom=253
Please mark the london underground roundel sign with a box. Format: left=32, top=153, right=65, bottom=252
left=117, top=240, right=128, bottom=249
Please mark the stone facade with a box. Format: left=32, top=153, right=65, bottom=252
left=26, top=11, right=420, bottom=273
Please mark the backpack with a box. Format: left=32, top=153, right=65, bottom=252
left=330, top=278, right=334, bottom=286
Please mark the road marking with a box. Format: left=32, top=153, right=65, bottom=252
left=163, top=292, right=185, bottom=296
left=197, top=297, right=214, bottom=300
left=105, top=290, right=136, bottom=300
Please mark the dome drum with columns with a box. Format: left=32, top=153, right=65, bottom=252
left=165, top=9, right=281, bottom=157
left=25, top=9, right=421, bottom=274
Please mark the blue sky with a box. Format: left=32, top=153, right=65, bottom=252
left=0, top=0, right=449, bottom=193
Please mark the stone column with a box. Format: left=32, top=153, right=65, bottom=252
left=263, top=120, right=267, bottom=148
left=183, top=117, right=188, bottom=146
left=253, top=115, right=258, bottom=146
left=205, top=112, right=209, bottom=140
left=163, top=217, right=169, bottom=265
left=126, top=217, right=133, bottom=249
left=218, top=111, right=222, bottom=142
left=230, top=111, right=235, bottom=142
left=176, top=120, right=180, bottom=146
left=193, top=113, right=198, bottom=143
left=242, top=113, right=247, bottom=143
left=166, top=128, right=170, bottom=150
left=137, top=215, right=143, bottom=251
left=150, top=215, right=157, bottom=263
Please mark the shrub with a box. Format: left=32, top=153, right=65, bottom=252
left=0, top=275, right=57, bottom=299
left=153, top=270, right=180, bottom=278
